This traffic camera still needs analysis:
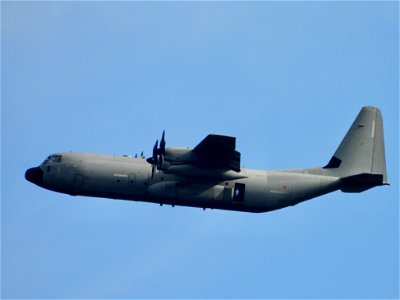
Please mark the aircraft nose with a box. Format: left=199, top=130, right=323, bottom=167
left=25, top=167, right=43, bottom=186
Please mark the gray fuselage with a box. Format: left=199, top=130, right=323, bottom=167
left=28, top=152, right=341, bottom=213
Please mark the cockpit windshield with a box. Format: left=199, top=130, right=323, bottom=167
left=42, top=154, right=62, bottom=165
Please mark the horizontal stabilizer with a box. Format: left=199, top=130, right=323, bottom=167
left=340, top=173, right=387, bottom=193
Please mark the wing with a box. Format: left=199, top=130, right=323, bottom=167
left=191, top=134, right=241, bottom=172
left=150, top=132, right=242, bottom=179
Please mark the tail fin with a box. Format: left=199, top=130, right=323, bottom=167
left=323, top=106, right=388, bottom=192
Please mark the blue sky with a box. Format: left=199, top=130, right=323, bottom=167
left=2, top=1, right=398, bottom=299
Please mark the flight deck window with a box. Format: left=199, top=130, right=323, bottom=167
left=51, top=155, right=62, bottom=163
left=233, top=183, right=245, bottom=203
left=42, top=155, right=62, bottom=165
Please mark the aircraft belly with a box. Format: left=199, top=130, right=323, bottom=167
left=149, top=182, right=213, bottom=205
left=146, top=180, right=264, bottom=212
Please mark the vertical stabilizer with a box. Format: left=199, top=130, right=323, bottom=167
left=324, top=106, right=388, bottom=190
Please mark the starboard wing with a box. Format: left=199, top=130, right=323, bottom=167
left=191, top=134, right=241, bottom=172
left=148, top=132, right=242, bottom=178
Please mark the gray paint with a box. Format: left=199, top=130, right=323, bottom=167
left=25, top=106, right=388, bottom=213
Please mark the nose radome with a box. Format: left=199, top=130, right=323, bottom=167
left=25, top=167, right=43, bottom=186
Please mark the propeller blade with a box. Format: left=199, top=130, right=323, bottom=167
left=148, top=132, right=166, bottom=177
left=147, top=140, right=158, bottom=179
left=153, top=140, right=158, bottom=166
left=160, top=130, right=166, bottom=156
left=158, top=130, right=166, bottom=169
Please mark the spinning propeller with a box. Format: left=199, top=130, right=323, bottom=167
left=146, top=131, right=166, bottom=178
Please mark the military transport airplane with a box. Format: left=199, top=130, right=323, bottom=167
left=25, top=106, right=388, bottom=213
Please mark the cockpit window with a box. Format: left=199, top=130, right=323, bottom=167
left=42, top=154, right=62, bottom=165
